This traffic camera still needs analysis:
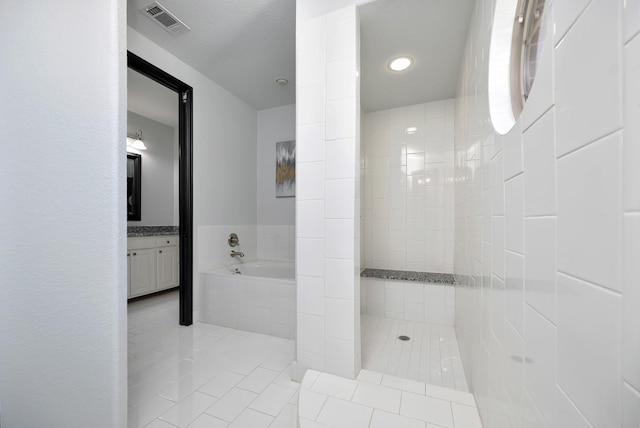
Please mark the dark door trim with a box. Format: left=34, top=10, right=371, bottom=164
left=127, top=51, right=193, bottom=326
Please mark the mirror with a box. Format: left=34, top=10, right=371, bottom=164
left=127, top=153, right=141, bottom=221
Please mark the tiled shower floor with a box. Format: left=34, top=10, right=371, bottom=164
left=361, top=314, right=469, bottom=392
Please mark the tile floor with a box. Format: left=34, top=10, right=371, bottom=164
left=129, top=291, right=478, bottom=428
left=128, top=291, right=299, bottom=428
left=361, top=314, right=469, bottom=392
left=298, top=369, right=482, bottom=428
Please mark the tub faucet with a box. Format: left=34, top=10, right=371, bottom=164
left=230, top=250, right=244, bottom=258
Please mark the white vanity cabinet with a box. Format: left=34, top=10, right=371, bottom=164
left=127, top=235, right=179, bottom=299
left=156, top=236, right=179, bottom=291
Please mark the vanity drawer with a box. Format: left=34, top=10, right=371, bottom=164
left=128, top=237, right=156, bottom=250
left=157, top=236, right=179, bottom=247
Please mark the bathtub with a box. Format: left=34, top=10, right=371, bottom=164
left=201, top=261, right=296, bottom=339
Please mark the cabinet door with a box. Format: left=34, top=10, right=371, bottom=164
left=127, top=252, right=131, bottom=298
left=157, top=245, right=179, bottom=290
left=130, top=248, right=157, bottom=297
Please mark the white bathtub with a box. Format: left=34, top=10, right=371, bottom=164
left=201, top=261, right=296, bottom=339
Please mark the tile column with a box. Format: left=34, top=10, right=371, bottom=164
left=296, top=5, right=361, bottom=380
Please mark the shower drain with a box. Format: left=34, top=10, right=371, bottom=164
left=398, top=335, right=411, bottom=341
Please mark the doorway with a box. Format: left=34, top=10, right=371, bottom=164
left=127, top=51, right=194, bottom=326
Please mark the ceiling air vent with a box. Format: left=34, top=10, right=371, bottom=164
left=139, top=2, right=190, bottom=36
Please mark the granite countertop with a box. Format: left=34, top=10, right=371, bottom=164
left=360, top=268, right=455, bottom=285
left=127, top=226, right=180, bottom=237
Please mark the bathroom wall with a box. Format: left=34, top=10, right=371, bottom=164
left=296, top=3, right=361, bottom=380
left=127, top=111, right=178, bottom=226
left=128, top=28, right=258, bottom=320
left=454, top=1, right=640, bottom=427
left=257, top=104, right=296, bottom=262
left=362, top=99, right=455, bottom=273
left=0, top=1, right=127, bottom=426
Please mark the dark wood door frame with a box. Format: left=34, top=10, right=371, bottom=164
left=127, top=51, right=194, bottom=326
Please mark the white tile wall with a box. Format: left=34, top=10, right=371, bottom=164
left=454, top=0, right=637, bottom=427
left=361, top=278, right=455, bottom=325
left=257, top=225, right=296, bottom=262
left=362, top=100, right=455, bottom=273
left=296, top=5, right=360, bottom=381
left=202, top=272, right=296, bottom=340
left=197, top=225, right=258, bottom=272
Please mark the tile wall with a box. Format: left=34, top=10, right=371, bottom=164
left=362, top=100, right=455, bottom=274
left=454, top=1, right=640, bottom=427
left=296, top=5, right=361, bottom=380
left=257, top=225, right=296, bottom=262
left=202, top=272, right=296, bottom=339
left=361, top=278, right=455, bottom=325
left=197, top=225, right=258, bottom=271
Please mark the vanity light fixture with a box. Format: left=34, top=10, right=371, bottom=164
left=388, top=56, right=413, bottom=72
left=126, top=130, right=148, bottom=150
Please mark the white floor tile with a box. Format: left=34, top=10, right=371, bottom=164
left=227, top=408, right=274, bottom=428
left=451, top=403, right=483, bottom=428
left=356, top=369, right=383, bottom=384
left=248, top=383, right=298, bottom=416
left=361, top=315, right=469, bottom=392
left=310, top=372, right=359, bottom=400
left=128, top=395, right=175, bottom=428
left=159, top=391, right=217, bottom=427
left=270, top=402, right=298, bottom=428
left=143, top=419, right=178, bottom=428
left=370, top=409, right=426, bottom=428
left=198, top=371, right=244, bottom=398
left=158, top=373, right=209, bottom=402
left=204, top=387, right=258, bottom=422
left=400, top=391, right=454, bottom=427
left=298, top=390, right=329, bottom=420
left=352, top=382, right=402, bottom=413
left=129, top=291, right=299, bottom=428
left=316, top=397, right=373, bottom=428
left=424, top=383, right=476, bottom=406
left=185, top=413, right=229, bottom=428
left=381, top=374, right=426, bottom=395
left=237, top=367, right=280, bottom=393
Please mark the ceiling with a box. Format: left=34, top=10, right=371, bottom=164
left=126, top=0, right=473, bottom=113
left=128, top=68, right=178, bottom=128
left=127, top=0, right=296, bottom=111
left=359, top=0, right=474, bottom=112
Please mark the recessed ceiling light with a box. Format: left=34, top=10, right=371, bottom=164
left=275, top=78, right=289, bottom=86
left=388, top=56, right=413, bottom=72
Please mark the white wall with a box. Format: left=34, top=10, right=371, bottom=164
left=256, top=104, right=296, bottom=262
left=296, top=3, right=361, bottom=380
left=257, top=104, right=296, bottom=226
left=0, top=2, right=126, bottom=427
left=454, top=1, right=640, bottom=427
left=128, top=28, right=258, bottom=319
left=127, top=111, right=177, bottom=226
left=362, top=100, right=455, bottom=273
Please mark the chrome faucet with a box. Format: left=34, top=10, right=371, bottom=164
left=230, top=250, right=244, bottom=258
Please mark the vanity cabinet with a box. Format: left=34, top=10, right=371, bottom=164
left=156, top=236, right=179, bottom=290
left=127, top=236, right=179, bottom=298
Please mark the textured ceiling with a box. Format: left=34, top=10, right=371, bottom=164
left=359, top=0, right=474, bottom=112
left=127, top=0, right=473, bottom=113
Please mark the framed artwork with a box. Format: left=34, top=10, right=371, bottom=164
left=276, top=140, right=295, bottom=197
